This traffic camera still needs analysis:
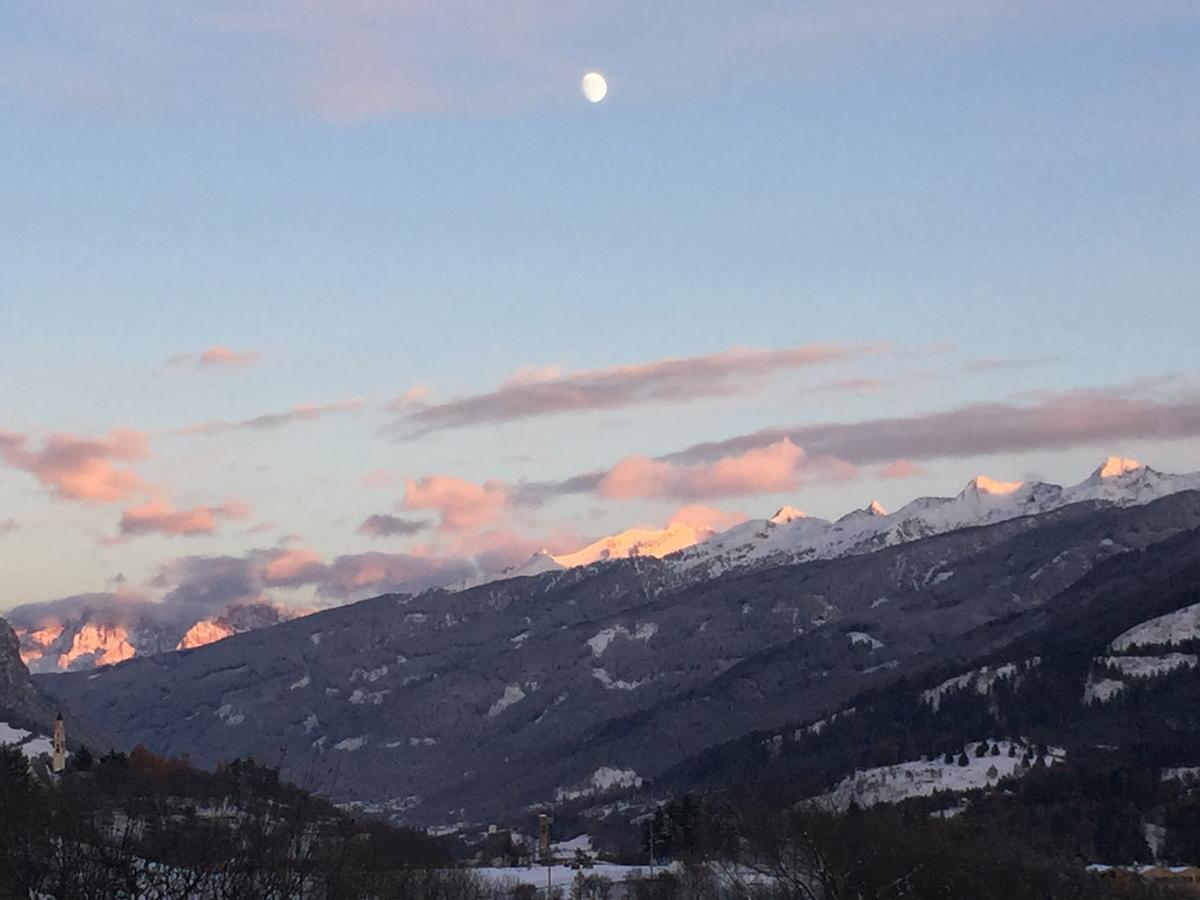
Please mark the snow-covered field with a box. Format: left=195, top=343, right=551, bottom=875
left=0, top=720, right=60, bottom=762
left=815, top=740, right=1064, bottom=811
left=476, top=863, right=644, bottom=890
left=1084, top=652, right=1198, bottom=703
left=1111, top=602, right=1200, bottom=651
left=921, top=660, right=1039, bottom=712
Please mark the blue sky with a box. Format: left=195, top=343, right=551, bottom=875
left=2, top=1, right=1199, bottom=613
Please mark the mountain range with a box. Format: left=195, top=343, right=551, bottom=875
left=11, top=457, right=1196, bottom=676
left=27, top=456, right=1200, bottom=835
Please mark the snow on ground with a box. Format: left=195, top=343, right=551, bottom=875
left=1162, top=767, right=1200, bottom=783
left=476, top=863, right=643, bottom=890
left=333, top=736, right=366, bottom=751
left=551, top=834, right=593, bottom=855
left=591, top=668, right=648, bottom=691
left=22, top=737, right=54, bottom=757
left=0, top=722, right=32, bottom=744
left=815, top=740, right=1064, bottom=811
left=1, top=721, right=61, bottom=763
left=922, top=660, right=1038, bottom=712
left=1098, top=654, right=1198, bottom=678
left=587, top=623, right=658, bottom=657
left=289, top=674, right=310, bottom=690
left=349, top=688, right=389, bottom=705
left=556, top=767, right=643, bottom=801
left=488, top=683, right=527, bottom=717
left=1085, top=677, right=1127, bottom=704
left=1111, top=602, right=1200, bottom=651
left=350, top=664, right=389, bottom=682
left=215, top=704, right=245, bottom=726
left=798, top=707, right=856, bottom=739
left=1085, top=653, right=1198, bottom=703
left=848, top=632, right=884, bottom=650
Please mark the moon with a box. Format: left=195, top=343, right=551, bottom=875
left=581, top=72, right=608, bottom=104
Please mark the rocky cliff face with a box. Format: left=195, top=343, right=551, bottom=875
left=0, top=616, right=78, bottom=741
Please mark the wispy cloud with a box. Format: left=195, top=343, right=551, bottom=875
left=390, top=343, right=885, bottom=437
left=119, top=499, right=251, bottom=538
left=961, top=355, right=1060, bottom=373
left=178, top=398, right=365, bottom=435
left=166, top=346, right=262, bottom=371
left=0, top=428, right=148, bottom=503
left=663, top=387, right=1200, bottom=468
left=517, top=383, right=1200, bottom=503
left=877, top=459, right=926, bottom=480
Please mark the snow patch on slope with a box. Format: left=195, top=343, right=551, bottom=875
left=488, top=684, right=527, bottom=717
left=816, top=740, right=1063, bottom=811
left=587, top=623, right=658, bottom=657
left=1111, top=602, right=1200, bottom=651
left=556, top=767, right=643, bottom=801
left=922, top=660, right=1038, bottom=712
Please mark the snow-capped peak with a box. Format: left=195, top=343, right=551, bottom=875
left=551, top=520, right=710, bottom=569
left=663, top=458, right=1200, bottom=584
left=1094, top=456, right=1144, bottom=479
left=451, top=456, right=1200, bottom=596
left=769, top=506, right=805, bottom=525
left=834, top=501, right=888, bottom=526
left=963, top=475, right=1024, bottom=497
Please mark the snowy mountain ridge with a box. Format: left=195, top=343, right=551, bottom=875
left=465, top=457, right=1200, bottom=592
left=662, top=457, right=1200, bottom=582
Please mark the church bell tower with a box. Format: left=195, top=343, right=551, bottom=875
left=51, top=712, right=66, bottom=774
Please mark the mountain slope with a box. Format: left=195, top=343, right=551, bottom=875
left=37, top=490, right=1200, bottom=828
left=645, top=526, right=1200, bottom=866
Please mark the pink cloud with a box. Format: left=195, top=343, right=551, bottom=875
left=165, top=346, right=261, bottom=370
left=878, top=459, right=926, bottom=479
left=198, top=346, right=261, bottom=369
left=402, top=475, right=508, bottom=531
left=361, top=468, right=398, bottom=488
left=386, top=384, right=430, bottom=412
left=260, top=548, right=328, bottom=587
left=599, top=439, right=806, bottom=501
left=0, top=428, right=148, bottom=502
left=119, top=499, right=250, bottom=537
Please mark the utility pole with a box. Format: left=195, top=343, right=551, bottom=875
left=649, top=811, right=656, bottom=877
left=539, top=813, right=553, bottom=895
